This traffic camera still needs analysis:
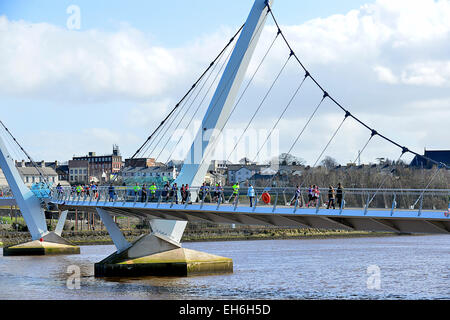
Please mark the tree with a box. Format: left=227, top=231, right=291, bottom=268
left=277, top=153, right=305, bottom=166
left=320, top=156, right=339, bottom=169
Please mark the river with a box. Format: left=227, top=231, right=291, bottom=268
left=0, top=235, right=448, bottom=299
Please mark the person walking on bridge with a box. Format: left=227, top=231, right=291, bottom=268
left=313, top=185, right=320, bottom=207
left=133, top=183, right=141, bottom=201
left=171, top=183, right=178, bottom=204
left=336, top=183, right=344, bottom=209
left=198, top=182, right=207, bottom=202
left=292, top=185, right=301, bottom=207
left=76, top=184, right=82, bottom=198
left=307, top=185, right=313, bottom=207
left=216, top=182, right=224, bottom=204
left=247, top=184, right=255, bottom=207
left=91, top=183, right=98, bottom=199
left=141, top=184, right=147, bottom=202
left=149, top=183, right=157, bottom=202
left=327, top=185, right=336, bottom=209
left=181, top=184, right=186, bottom=204
left=232, top=182, right=240, bottom=205
left=108, top=184, right=115, bottom=201
left=163, top=182, right=170, bottom=202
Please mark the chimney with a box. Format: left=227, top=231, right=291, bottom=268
left=41, top=160, right=45, bottom=168
left=21, top=160, right=25, bottom=167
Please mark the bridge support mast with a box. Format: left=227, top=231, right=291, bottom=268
left=176, top=0, right=273, bottom=187
left=0, top=136, right=79, bottom=255
left=94, top=0, right=272, bottom=276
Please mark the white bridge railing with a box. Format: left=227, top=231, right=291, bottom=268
left=49, top=186, right=450, bottom=215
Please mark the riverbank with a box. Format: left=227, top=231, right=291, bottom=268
left=0, top=228, right=404, bottom=247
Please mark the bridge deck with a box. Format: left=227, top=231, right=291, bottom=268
left=56, top=198, right=450, bottom=234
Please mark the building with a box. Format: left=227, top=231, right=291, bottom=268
left=124, top=158, right=156, bottom=168
left=68, top=159, right=89, bottom=184
left=121, top=165, right=178, bottom=185
left=9, top=160, right=62, bottom=187
left=410, top=149, right=450, bottom=169
left=227, top=164, right=268, bottom=184
left=71, top=145, right=123, bottom=183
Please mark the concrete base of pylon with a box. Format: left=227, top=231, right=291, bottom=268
left=94, top=233, right=233, bottom=277
left=2, top=232, right=80, bottom=256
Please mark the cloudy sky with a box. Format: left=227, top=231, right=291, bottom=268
left=0, top=0, right=449, bottom=166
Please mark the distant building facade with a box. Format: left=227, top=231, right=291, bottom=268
left=70, top=145, right=123, bottom=183
left=124, top=158, right=156, bottom=168
left=12, top=160, right=61, bottom=187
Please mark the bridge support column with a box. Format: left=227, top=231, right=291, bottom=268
left=0, top=134, right=79, bottom=256
left=94, top=209, right=232, bottom=277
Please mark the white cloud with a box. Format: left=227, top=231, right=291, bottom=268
left=401, top=61, right=450, bottom=86
left=373, top=65, right=398, bottom=84
left=1, top=0, right=450, bottom=164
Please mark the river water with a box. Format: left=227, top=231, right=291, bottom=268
left=0, top=235, right=448, bottom=300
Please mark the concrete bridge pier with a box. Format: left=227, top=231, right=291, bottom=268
left=3, top=210, right=80, bottom=256
left=94, top=208, right=232, bottom=277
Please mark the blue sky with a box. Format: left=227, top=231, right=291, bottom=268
left=1, top=0, right=449, bottom=165
left=1, top=0, right=370, bottom=45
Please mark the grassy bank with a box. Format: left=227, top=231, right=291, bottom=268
left=0, top=228, right=401, bottom=247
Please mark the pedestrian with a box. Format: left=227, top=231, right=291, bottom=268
left=198, top=182, right=207, bottom=202
left=247, top=184, right=255, bottom=207
left=216, top=182, right=223, bottom=204
left=172, top=183, right=178, bottom=204
left=336, top=182, right=344, bottom=209
left=76, top=184, right=82, bottom=197
left=184, top=184, right=190, bottom=204
left=133, top=183, right=141, bottom=200
left=307, top=185, right=313, bottom=207
left=141, top=183, right=147, bottom=202
left=149, top=182, right=157, bottom=201
left=232, top=182, right=240, bottom=205
left=181, top=184, right=186, bottom=204
left=108, top=184, right=115, bottom=201
left=163, top=182, right=170, bottom=202
left=91, top=183, right=98, bottom=199
left=313, top=185, right=320, bottom=207
left=292, top=185, right=301, bottom=206
left=327, top=185, right=336, bottom=209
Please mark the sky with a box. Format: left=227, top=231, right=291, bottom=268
left=0, top=0, right=449, bottom=166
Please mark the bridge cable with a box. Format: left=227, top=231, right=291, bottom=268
left=295, top=114, right=350, bottom=194
left=0, top=120, right=51, bottom=188
left=366, top=151, right=406, bottom=208
left=226, top=54, right=292, bottom=162
left=130, top=24, right=245, bottom=160
left=265, top=4, right=449, bottom=170
left=352, top=131, right=377, bottom=165
left=154, top=39, right=237, bottom=162
left=251, top=72, right=309, bottom=164
left=411, top=163, right=444, bottom=209
left=143, top=85, right=198, bottom=159
left=181, top=13, right=278, bottom=172
left=163, top=37, right=237, bottom=164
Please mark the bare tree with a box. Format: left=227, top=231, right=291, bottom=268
left=277, top=153, right=306, bottom=166
left=320, top=156, right=339, bottom=169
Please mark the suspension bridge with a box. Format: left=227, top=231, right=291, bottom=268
left=0, top=0, right=449, bottom=277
